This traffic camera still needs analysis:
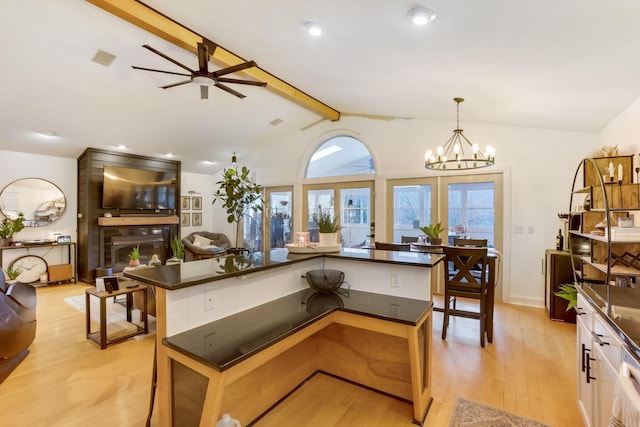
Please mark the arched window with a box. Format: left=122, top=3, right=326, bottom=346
left=305, top=135, right=375, bottom=179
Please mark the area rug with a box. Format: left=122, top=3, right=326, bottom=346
left=64, top=294, right=156, bottom=335
left=448, top=397, right=550, bottom=427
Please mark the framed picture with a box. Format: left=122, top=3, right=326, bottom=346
left=192, top=196, right=202, bottom=210
left=103, top=276, right=119, bottom=292
left=192, top=212, right=202, bottom=227
left=181, top=196, right=191, bottom=210
left=180, top=212, right=190, bottom=226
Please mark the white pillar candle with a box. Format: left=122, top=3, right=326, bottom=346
left=618, top=163, right=623, bottom=182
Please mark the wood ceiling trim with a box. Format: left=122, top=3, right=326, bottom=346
left=86, top=0, right=340, bottom=121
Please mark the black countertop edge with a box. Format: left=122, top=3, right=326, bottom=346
left=124, top=248, right=443, bottom=291
left=162, top=290, right=433, bottom=372
left=577, top=284, right=640, bottom=364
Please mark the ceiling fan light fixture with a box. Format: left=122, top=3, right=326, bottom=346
left=192, top=75, right=215, bottom=86
left=408, top=7, right=436, bottom=26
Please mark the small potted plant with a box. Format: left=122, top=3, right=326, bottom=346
left=5, top=265, right=22, bottom=283
left=312, top=211, right=342, bottom=246
left=419, top=223, right=444, bottom=245
left=129, top=244, right=141, bottom=267
left=555, top=283, right=577, bottom=311
left=0, top=213, right=25, bottom=247
left=167, top=236, right=184, bottom=265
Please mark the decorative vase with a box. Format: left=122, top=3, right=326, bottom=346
left=129, top=259, right=140, bottom=267
left=429, top=237, right=443, bottom=245
left=166, top=257, right=183, bottom=265
left=149, top=254, right=162, bottom=267
left=0, top=237, right=12, bottom=247
left=318, top=232, right=338, bottom=246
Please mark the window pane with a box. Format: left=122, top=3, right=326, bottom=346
left=448, top=182, right=494, bottom=246
left=268, top=191, right=292, bottom=249
left=341, top=188, right=370, bottom=248
left=307, top=189, right=335, bottom=243
left=306, top=136, right=375, bottom=178
left=392, top=185, right=431, bottom=242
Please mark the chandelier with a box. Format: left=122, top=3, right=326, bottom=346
left=425, top=98, right=495, bottom=170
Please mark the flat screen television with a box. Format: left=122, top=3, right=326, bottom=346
left=102, top=165, right=177, bottom=210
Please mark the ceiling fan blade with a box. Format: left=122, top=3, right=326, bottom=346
left=213, top=61, right=258, bottom=77
left=215, top=82, right=246, bottom=99
left=142, top=44, right=194, bottom=73
left=197, top=42, right=208, bottom=72
left=160, top=79, right=192, bottom=89
left=216, top=77, right=267, bottom=87
left=132, top=66, right=191, bottom=77
left=200, top=85, right=208, bottom=100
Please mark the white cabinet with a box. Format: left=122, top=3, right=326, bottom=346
left=577, top=293, right=595, bottom=426
left=576, top=293, right=623, bottom=427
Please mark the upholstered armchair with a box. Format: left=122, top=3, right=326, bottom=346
left=0, top=274, right=37, bottom=383
left=182, top=232, right=231, bottom=261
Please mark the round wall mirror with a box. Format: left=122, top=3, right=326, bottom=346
left=0, top=178, right=66, bottom=227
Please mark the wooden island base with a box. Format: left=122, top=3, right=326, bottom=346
left=163, top=309, right=432, bottom=426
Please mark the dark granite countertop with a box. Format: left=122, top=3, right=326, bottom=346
left=123, top=247, right=444, bottom=290
left=163, top=288, right=433, bottom=371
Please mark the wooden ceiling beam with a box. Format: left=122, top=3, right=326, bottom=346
left=86, top=0, right=340, bottom=121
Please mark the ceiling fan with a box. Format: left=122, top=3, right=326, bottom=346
left=132, top=42, right=266, bottom=99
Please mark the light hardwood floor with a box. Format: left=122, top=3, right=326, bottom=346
left=0, top=283, right=583, bottom=427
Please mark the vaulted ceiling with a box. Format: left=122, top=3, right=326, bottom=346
left=1, top=0, right=640, bottom=173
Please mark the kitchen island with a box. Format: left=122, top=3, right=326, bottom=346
left=124, top=248, right=443, bottom=426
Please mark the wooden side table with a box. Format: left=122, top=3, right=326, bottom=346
left=85, top=284, right=148, bottom=349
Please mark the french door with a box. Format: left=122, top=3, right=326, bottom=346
left=302, top=181, right=374, bottom=247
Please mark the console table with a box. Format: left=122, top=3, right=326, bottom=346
left=0, top=242, right=77, bottom=284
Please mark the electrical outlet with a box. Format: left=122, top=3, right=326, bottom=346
left=204, top=289, right=215, bottom=311
left=390, top=272, right=400, bottom=288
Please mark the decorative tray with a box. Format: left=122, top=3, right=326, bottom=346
left=286, top=243, right=341, bottom=253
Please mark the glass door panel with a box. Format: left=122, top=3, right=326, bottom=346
left=392, top=185, right=432, bottom=242
left=267, top=189, right=292, bottom=249
left=340, top=187, right=370, bottom=248
left=307, top=189, right=335, bottom=243
left=447, top=182, right=494, bottom=246
left=242, top=199, right=262, bottom=252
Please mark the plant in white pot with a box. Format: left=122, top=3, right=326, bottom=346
left=213, top=165, right=263, bottom=250
left=312, top=211, right=342, bottom=246
left=167, top=236, right=184, bottom=265
left=419, top=223, right=444, bottom=245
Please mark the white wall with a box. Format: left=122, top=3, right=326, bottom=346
left=241, top=116, right=599, bottom=307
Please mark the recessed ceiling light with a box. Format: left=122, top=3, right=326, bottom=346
left=204, top=160, right=216, bottom=165
left=38, top=131, right=57, bottom=138
left=407, top=7, right=436, bottom=26
left=165, top=152, right=174, bottom=157
left=305, top=22, right=324, bottom=36
left=117, top=144, right=127, bottom=149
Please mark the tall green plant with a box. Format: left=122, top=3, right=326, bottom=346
left=312, top=211, right=342, bottom=233
left=171, top=236, right=184, bottom=260
left=213, top=165, right=263, bottom=248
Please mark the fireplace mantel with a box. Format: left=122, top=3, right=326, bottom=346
left=97, top=216, right=180, bottom=227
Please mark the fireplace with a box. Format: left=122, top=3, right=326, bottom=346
left=99, top=225, right=175, bottom=273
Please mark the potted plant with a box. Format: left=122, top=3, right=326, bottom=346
left=5, top=265, right=22, bottom=283
left=167, top=236, right=184, bottom=265
left=419, top=223, right=444, bottom=245
left=0, top=213, right=25, bottom=247
left=213, top=165, right=263, bottom=249
left=312, top=211, right=342, bottom=246
left=555, top=283, right=577, bottom=311
left=129, top=244, right=141, bottom=267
